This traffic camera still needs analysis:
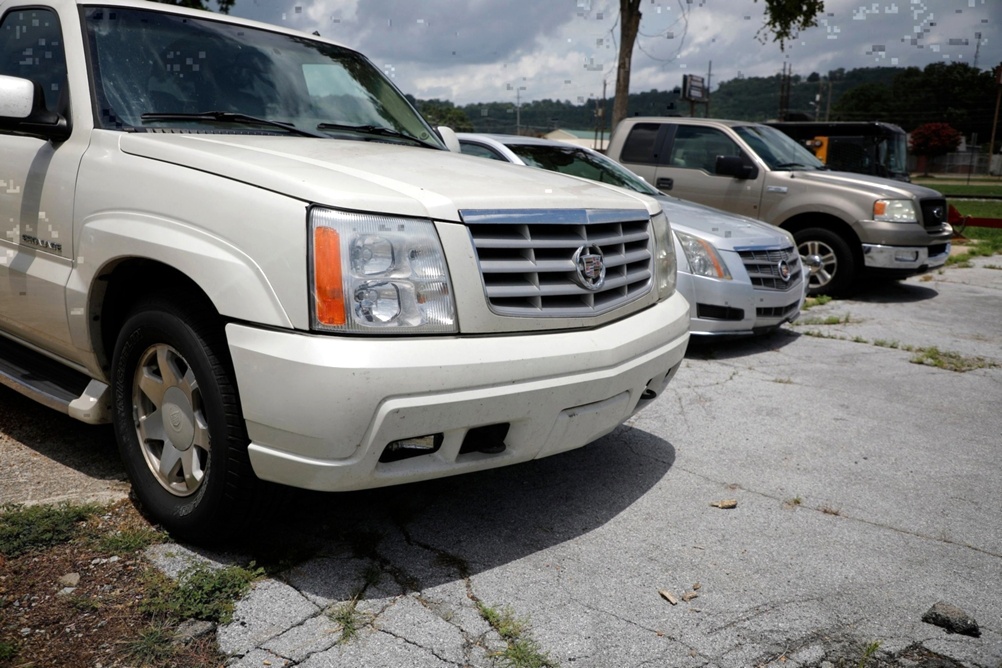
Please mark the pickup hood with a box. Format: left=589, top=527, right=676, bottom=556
left=658, top=194, right=793, bottom=250
left=118, top=134, right=655, bottom=222
left=788, top=169, right=943, bottom=200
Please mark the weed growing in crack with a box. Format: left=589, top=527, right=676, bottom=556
left=328, top=598, right=372, bottom=644
left=802, top=295, right=832, bottom=310
left=477, top=602, right=558, bottom=668
left=820, top=505, right=842, bottom=517
left=94, top=525, right=165, bottom=555
left=909, top=346, right=998, bottom=373
left=858, top=640, right=881, bottom=668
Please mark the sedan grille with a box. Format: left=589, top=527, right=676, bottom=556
left=736, top=246, right=802, bottom=291
left=462, top=209, right=653, bottom=317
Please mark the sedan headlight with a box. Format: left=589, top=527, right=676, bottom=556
left=310, top=208, right=457, bottom=333
left=873, top=199, right=918, bottom=223
left=651, top=211, right=678, bottom=298
left=675, top=230, right=732, bottom=280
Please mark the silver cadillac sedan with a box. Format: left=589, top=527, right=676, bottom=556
left=458, top=134, right=807, bottom=336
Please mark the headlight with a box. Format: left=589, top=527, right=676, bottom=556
left=651, top=211, right=678, bottom=298
left=310, top=208, right=457, bottom=333
left=675, top=230, right=732, bottom=280
left=873, top=199, right=918, bottom=223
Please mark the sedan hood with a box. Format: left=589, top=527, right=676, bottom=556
left=118, top=134, right=655, bottom=222
left=658, top=195, right=793, bottom=250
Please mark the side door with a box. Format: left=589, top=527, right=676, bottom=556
left=0, top=5, right=84, bottom=359
left=653, top=125, right=765, bottom=220
left=613, top=121, right=671, bottom=187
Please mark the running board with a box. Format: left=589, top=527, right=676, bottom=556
left=0, top=336, right=111, bottom=424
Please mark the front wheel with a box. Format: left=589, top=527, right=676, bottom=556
left=111, top=295, right=262, bottom=541
left=795, top=227, right=857, bottom=297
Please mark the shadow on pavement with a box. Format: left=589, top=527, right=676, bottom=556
left=234, top=425, right=676, bottom=594
left=849, top=279, right=939, bottom=304
left=685, top=327, right=801, bottom=361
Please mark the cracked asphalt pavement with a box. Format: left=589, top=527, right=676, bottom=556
left=4, top=258, right=1001, bottom=667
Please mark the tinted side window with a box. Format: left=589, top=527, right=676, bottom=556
left=460, top=142, right=507, bottom=161
left=668, top=126, right=742, bottom=173
left=619, top=123, right=662, bottom=164
left=0, top=8, right=67, bottom=113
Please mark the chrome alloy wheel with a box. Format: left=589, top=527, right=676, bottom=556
left=798, top=239, right=837, bottom=291
left=132, top=343, right=210, bottom=497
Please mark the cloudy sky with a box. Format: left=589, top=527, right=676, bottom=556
left=226, top=0, right=1001, bottom=107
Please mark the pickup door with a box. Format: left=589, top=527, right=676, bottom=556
left=0, top=6, right=81, bottom=359
left=618, top=121, right=764, bottom=220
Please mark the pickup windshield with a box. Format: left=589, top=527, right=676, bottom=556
left=734, top=125, right=826, bottom=171
left=83, top=7, right=442, bottom=148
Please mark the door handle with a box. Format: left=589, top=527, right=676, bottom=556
left=656, top=177, right=673, bottom=191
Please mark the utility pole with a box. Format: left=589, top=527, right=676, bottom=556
left=990, top=63, right=1002, bottom=162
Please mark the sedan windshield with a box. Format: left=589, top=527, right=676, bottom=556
left=83, top=7, right=442, bottom=147
left=506, top=144, right=662, bottom=197
left=734, top=125, right=826, bottom=171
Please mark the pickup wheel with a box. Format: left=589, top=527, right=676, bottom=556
left=111, top=295, right=258, bottom=541
left=795, top=228, right=856, bottom=297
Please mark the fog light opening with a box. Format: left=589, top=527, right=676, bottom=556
left=459, top=423, right=510, bottom=455
left=380, top=433, right=443, bottom=463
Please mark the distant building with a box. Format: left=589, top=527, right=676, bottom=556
left=544, top=128, right=608, bottom=152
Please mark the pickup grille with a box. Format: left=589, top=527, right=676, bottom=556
left=920, top=198, right=948, bottom=231
left=736, top=246, right=802, bottom=291
left=463, top=209, right=653, bottom=317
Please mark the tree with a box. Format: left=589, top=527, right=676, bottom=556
left=612, top=0, right=825, bottom=128
left=150, top=0, right=234, bottom=13
left=909, top=122, right=962, bottom=176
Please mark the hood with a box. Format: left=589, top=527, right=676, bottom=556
left=118, top=134, right=655, bottom=222
left=658, top=194, right=793, bottom=250
left=789, top=169, right=943, bottom=199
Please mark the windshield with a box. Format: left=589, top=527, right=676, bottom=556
left=506, top=143, right=662, bottom=196
left=83, top=7, right=442, bottom=147
left=734, top=125, right=826, bottom=171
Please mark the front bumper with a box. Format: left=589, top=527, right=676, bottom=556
left=681, top=250, right=807, bottom=337
left=862, top=241, right=951, bottom=272
left=226, top=294, right=690, bottom=492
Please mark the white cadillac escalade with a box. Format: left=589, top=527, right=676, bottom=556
left=0, top=0, right=689, bottom=539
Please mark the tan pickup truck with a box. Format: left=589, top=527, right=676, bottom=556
left=607, top=117, right=953, bottom=296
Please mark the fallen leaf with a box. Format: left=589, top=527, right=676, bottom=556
left=710, top=499, right=738, bottom=509
left=692, top=582, right=701, bottom=591
left=658, top=589, right=678, bottom=605
left=682, top=591, right=699, bottom=602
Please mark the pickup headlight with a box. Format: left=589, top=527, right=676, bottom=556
left=651, top=212, right=678, bottom=298
left=310, top=208, right=457, bottom=333
left=675, top=230, right=732, bottom=280
left=873, top=199, right=918, bottom=223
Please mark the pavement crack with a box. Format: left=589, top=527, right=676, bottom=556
left=378, top=627, right=465, bottom=666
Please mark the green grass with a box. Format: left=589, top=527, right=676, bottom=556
left=328, top=599, right=372, bottom=644
left=0, top=503, right=102, bottom=557
left=950, top=199, right=1002, bottom=219
left=94, top=525, right=165, bottom=554
left=909, top=346, right=998, bottom=372
left=121, top=621, right=181, bottom=665
left=802, top=295, right=832, bottom=310
left=477, top=602, right=558, bottom=668
left=0, top=640, right=18, bottom=661
left=858, top=640, right=882, bottom=668
left=947, top=226, right=1002, bottom=265
left=935, top=184, right=1002, bottom=197
left=141, top=561, right=264, bottom=625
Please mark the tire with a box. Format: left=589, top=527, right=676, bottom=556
left=111, top=294, right=261, bottom=542
left=795, top=227, right=857, bottom=297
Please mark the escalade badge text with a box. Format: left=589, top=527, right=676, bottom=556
left=573, top=244, right=606, bottom=291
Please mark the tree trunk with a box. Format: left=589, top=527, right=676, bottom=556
left=612, top=0, right=642, bottom=132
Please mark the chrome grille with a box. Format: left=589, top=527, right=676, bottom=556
left=737, top=246, right=802, bottom=290
left=462, top=209, right=653, bottom=317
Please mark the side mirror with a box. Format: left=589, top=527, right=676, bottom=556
left=715, top=155, right=758, bottom=180
left=0, top=74, right=70, bottom=141
left=437, top=126, right=461, bottom=153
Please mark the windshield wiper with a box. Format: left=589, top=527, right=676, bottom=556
left=774, top=162, right=813, bottom=170
left=140, top=111, right=327, bottom=138
left=316, top=122, right=438, bottom=148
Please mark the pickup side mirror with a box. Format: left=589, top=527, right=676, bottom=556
left=0, top=75, right=70, bottom=142
left=715, top=155, right=758, bottom=180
